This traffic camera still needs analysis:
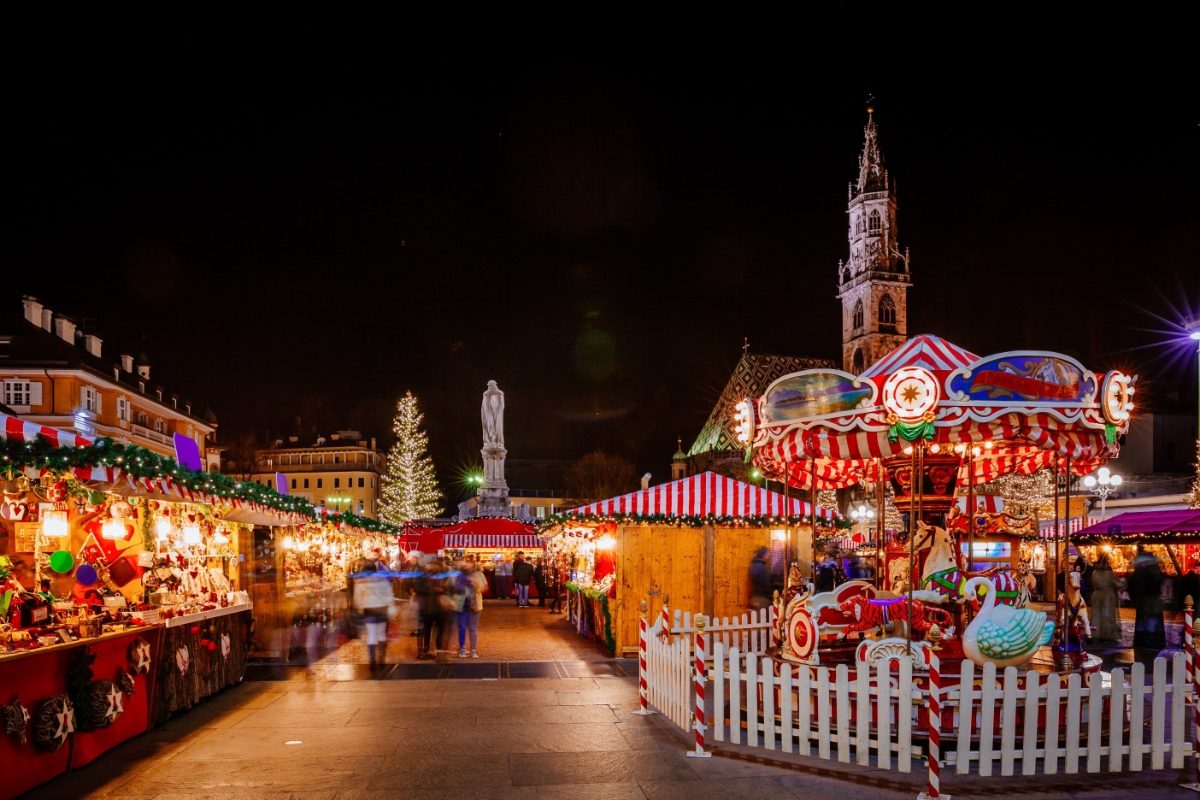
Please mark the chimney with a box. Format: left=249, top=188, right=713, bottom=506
left=641, top=473, right=652, bottom=490
left=83, top=334, right=103, bottom=358
left=53, top=316, right=77, bottom=345
left=370, top=437, right=377, bottom=450
left=136, top=351, right=151, bottom=380
left=21, top=296, right=43, bottom=327
left=120, top=354, right=134, bottom=372
left=40, top=309, right=52, bottom=331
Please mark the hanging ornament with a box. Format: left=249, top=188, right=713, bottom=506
left=176, top=645, right=190, bottom=676
left=3, top=696, right=30, bottom=745
left=116, top=669, right=136, bottom=697
left=220, top=633, right=231, bottom=659
left=83, top=681, right=123, bottom=729
left=33, top=695, right=75, bottom=752
left=109, top=500, right=132, bottom=519
left=128, top=637, right=153, bottom=674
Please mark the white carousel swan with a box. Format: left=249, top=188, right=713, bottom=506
left=961, top=576, right=1054, bottom=668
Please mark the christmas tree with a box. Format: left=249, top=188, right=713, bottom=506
left=1187, top=439, right=1200, bottom=509
left=380, top=391, right=442, bottom=524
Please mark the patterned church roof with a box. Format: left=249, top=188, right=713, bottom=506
left=688, top=352, right=834, bottom=457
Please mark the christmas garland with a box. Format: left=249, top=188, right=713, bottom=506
left=0, top=435, right=399, bottom=534
left=538, top=512, right=847, bottom=531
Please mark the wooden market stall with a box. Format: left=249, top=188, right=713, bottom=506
left=1073, top=509, right=1200, bottom=599
left=542, top=471, right=838, bottom=656
left=401, top=517, right=542, bottom=601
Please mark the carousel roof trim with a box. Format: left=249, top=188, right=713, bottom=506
left=860, top=333, right=979, bottom=378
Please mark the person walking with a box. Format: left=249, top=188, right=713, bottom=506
left=455, top=555, right=487, bottom=657
left=513, top=551, right=534, bottom=608
left=495, top=556, right=512, bottom=603
left=749, top=547, right=771, bottom=612
left=1128, top=546, right=1166, bottom=650
left=533, top=558, right=548, bottom=608
left=1089, top=554, right=1120, bottom=643
left=548, top=558, right=564, bottom=614
left=351, top=549, right=394, bottom=672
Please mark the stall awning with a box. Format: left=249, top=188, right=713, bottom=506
left=404, top=517, right=541, bottom=552
left=567, top=471, right=838, bottom=520
left=0, top=412, right=111, bottom=482
left=1075, top=509, right=1200, bottom=539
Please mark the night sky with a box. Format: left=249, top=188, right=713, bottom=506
left=9, top=33, right=1198, bottom=490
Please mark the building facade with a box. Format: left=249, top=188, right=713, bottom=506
left=2, top=297, right=217, bottom=466
left=250, top=432, right=384, bottom=519
left=837, top=107, right=911, bottom=373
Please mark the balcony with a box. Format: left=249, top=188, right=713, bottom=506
left=130, top=423, right=172, bottom=447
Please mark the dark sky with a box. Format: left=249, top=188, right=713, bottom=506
left=8, top=31, right=1198, bottom=487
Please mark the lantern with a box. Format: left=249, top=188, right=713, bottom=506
left=42, top=509, right=69, bottom=538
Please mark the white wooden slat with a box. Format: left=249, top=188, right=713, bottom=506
left=1065, top=672, right=1082, bottom=774
left=817, top=666, right=832, bottom=761
left=762, top=656, right=776, bottom=751
left=978, top=662, right=997, bottom=777
left=1000, top=666, right=1019, bottom=776
left=876, top=661, right=892, bottom=771
left=835, top=664, right=851, bottom=763
left=956, top=660, right=975, bottom=774
left=729, top=646, right=742, bottom=745
left=746, top=651, right=759, bottom=746
left=1108, top=668, right=1126, bottom=773
left=897, top=657, right=912, bottom=773
left=712, top=642, right=726, bottom=743
left=1021, top=670, right=1040, bottom=776
left=780, top=665, right=794, bottom=754
left=1044, top=674, right=1062, bottom=775
left=1129, top=661, right=1145, bottom=772
left=798, top=663, right=812, bottom=757
left=1151, top=657, right=1167, bottom=770
left=1086, top=668, right=1105, bottom=773
left=1172, top=653, right=1187, bottom=769
left=855, top=661, right=871, bottom=766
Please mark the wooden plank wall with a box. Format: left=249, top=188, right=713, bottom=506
left=613, top=524, right=784, bottom=654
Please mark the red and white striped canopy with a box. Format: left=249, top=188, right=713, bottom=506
left=860, top=334, right=979, bottom=379
left=0, top=412, right=111, bottom=482
left=568, top=472, right=837, bottom=520
left=404, top=517, right=542, bottom=552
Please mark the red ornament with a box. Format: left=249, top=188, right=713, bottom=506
left=188, top=625, right=201, bottom=636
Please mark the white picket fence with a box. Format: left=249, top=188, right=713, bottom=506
left=642, top=607, right=1196, bottom=785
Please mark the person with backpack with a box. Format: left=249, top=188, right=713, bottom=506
left=512, top=551, right=535, bottom=608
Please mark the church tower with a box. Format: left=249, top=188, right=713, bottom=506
left=837, top=107, right=910, bottom=373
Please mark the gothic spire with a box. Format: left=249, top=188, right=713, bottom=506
left=856, top=105, right=887, bottom=195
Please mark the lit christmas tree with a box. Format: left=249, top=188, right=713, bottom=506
left=380, top=391, right=442, bottom=524
left=1187, top=439, right=1200, bottom=509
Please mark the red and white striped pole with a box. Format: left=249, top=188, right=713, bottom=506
left=634, top=600, right=655, bottom=716
left=660, top=594, right=672, bottom=644
left=1186, top=596, right=1195, bottom=705
left=686, top=613, right=711, bottom=758
left=1185, top=610, right=1200, bottom=792
left=769, top=590, right=780, bottom=649
left=918, top=651, right=946, bottom=800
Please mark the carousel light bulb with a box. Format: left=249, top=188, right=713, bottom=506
left=182, top=524, right=202, bottom=546
left=954, top=443, right=966, bottom=454
left=929, top=443, right=941, bottom=454
left=983, top=440, right=994, bottom=449
left=904, top=446, right=914, bottom=455
left=42, top=509, right=68, bottom=538
left=102, top=516, right=126, bottom=540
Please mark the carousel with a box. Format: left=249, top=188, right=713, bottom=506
left=742, top=334, right=1136, bottom=713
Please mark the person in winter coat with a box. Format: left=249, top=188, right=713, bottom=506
left=512, top=551, right=535, bottom=607
left=533, top=558, right=548, bottom=607
left=1089, top=554, right=1120, bottom=642
left=749, top=547, right=771, bottom=611
left=455, top=555, right=488, bottom=657
left=351, top=549, right=394, bottom=671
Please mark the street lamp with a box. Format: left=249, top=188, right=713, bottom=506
left=1082, top=467, right=1123, bottom=522
left=1189, top=320, right=1200, bottom=442
left=850, top=503, right=876, bottom=536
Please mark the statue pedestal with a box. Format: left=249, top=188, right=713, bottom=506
left=479, top=444, right=509, bottom=517
left=477, top=486, right=510, bottom=517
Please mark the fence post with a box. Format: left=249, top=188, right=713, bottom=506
left=687, top=612, right=712, bottom=758
left=660, top=594, right=672, bottom=644
left=1186, top=596, right=1195, bottom=696
left=918, top=651, right=947, bottom=799
left=769, top=590, right=780, bottom=649
left=1183, top=610, right=1200, bottom=792
left=635, top=600, right=655, bottom=716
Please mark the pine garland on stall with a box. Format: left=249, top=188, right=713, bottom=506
left=380, top=391, right=442, bottom=525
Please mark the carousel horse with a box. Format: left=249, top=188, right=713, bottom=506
left=918, top=522, right=1024, bottom=607
left=1064, top=568, right=1091, bottom=640
left=837, top=593, right=953, bottom=641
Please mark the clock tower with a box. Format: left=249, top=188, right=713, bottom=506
left=837, top=107, right=910, bottom=373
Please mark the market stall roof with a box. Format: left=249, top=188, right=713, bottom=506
left=1, top=411, right=110, bottom=481
left=749, top=334, right=1133, bottom=490
left=1073, top=509, right=1200, bottom=543
left=565, top=471, right=837, bottom=520
left=403, top=516, right=542, bottom=552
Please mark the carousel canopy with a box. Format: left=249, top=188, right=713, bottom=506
left=403, top=517, right=541, bottom=551
left=566, top=471, right=837, bottom=521
left=750, top=334, right=1134, bottom=490
left=1074, top=509, right=1200, bottom=542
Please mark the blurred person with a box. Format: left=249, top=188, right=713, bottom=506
left=1089, top=554, right=1120, bottom=642
left=415, top=560, right=442, bottom=660
left=495, top=556, right=512, bottom=602
left=455, top=555, right=487, bottom=657
left=352, top=548, right=395, bottom=671
left=534, top=557, right=547, bottom=607
left=548, top=557, right=564, bottom=614
left=513, top=551, right=534, bottom=607
left=749, top=547, right=771, bottom=612
left=1129, top=545, right=1166, bottom=650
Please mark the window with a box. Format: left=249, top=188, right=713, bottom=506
left=879, top=293, right=897, bottom=326
left=356, top=500, right=364, bottom=514
left=82, top=385, right=100, bottom=413
left=303, top=479, right=309, bottom=489
left=868, top=209, right=881, bottom=232
left=153, top=419, right=165, bottom=434
left=852, top=299, right=864, bottom=330
left=317, top=478, right=323, bottom=489
left=334, top=477, right=340, bottom=488
left=117, top=397, right=130, bottom=423
left=371, top=478, right=376, bottom=489
left=855, top=216, right=864, bottom=234
left=135, top=411, right=148, bottom=426
left=358, top=477, right=365, bottom=488
left=291, top=479, right=297, bottom=489
left=853, top=348, right=865, bottom=373
left=3, top=380, right=40, bottom=407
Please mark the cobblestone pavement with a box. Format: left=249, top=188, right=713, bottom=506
left=306, top=599, right=610, bottom=666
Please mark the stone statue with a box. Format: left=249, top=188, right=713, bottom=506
left=482, top=380, right=505, bottom=447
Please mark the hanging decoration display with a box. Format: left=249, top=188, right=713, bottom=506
left=219, top=633, right=231, bottom=659
left=82, top=681, right=123, bottom=729
left=128, top=637, right=153, bottom=674
left=3, top=696, right=30, bottom=745
left=116, top=669, right=136, bottom=697
left=175, top=645, right=190, bottom=676
left=49, top=550, right=74, bottom=574
left=32, top=695, right=75, bottom=752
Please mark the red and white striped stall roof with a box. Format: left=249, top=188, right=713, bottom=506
left=403, top=517, right=541, bottom=552
left=568, top=472, right=837, bottom=520
left=1, top=413, right=94, bottom=448
left=860, top=333, right=979, bottom=379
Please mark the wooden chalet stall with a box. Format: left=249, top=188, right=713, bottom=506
left=1074, top=509, right=1200, bottom=599
left=542, top=472, right=837, bottom=656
